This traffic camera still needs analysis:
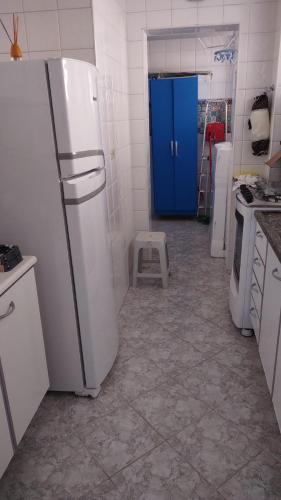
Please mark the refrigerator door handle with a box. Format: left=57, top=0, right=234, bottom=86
left=58, top=149, right=104, bottom=161
left=64, top=168, right=106, bottom=206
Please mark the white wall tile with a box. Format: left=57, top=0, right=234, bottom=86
left=29, top=50, right=61, bottom=59
left=245, top=61, right=273, bottom=89
left=247, top=33, right=275, bottom=62
left=131, top=143, right=146, bottom=166
left=275, top=86, right=281, bottom=115
left=273, top=114, right=281, bottom=141
left=0, top=0, right=23, bottom=12
left=249, top=2, right=276, bottom=34
left=25, top=10, right=60, bottom=51
left=146, top=0, right=171, bottom=11
left=180, top=50, right=195, bottom=71
left=165, top=50, right=180, bottom=71
left=235, top=89, right=245, bottom=115
left=132, top=167, right=148, bottom=189
left=61, top=48, right=95, bottom=64
left=127, top=12, right=146, bottom=41
left=134, top=209, right=149, bottom=230
left=171, top=0, right=197, bottom=8
left=146, top=10, right=171, bottom=29
left=129, top=93, right=145, bottom=119
left=128, top=67, right=144, bottom=94
left=180, top=37, right=196, bottom=51
left=23, top=0, right=57, bottom=11
left=198, top=6, right=223, bottom=25
left=131, top=119, right=145, bottom=143
left=58, top=0, right=91, bottom=7
left=171, top=8, right=197, bottom=28
left=58, top=8, right=94, bottom=50
left=148, top=39, right=165, bottom=52
left=133, top=188, right=147, bottom=210
left=223, top=5, right=249, bottom=34
left=128, top=40, right=143, bottom=68
left=126, top=0, right=145, bottom=12
left=148, top=50, right=165, bottom=71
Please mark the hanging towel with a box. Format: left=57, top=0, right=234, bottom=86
left=248, top=94, right=270, bottom=156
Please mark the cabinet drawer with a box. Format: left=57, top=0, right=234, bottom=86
left=255, top=222, right=267, bottom=264
left=249, top=296, right=260, bottom=342
left=250, top=272, right=262, bottom=318
left=253, top=246, right=265, bottom=291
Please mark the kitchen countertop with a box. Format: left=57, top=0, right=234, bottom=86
left=0, top=256, right=37, bottom=296
left=255, top=212, right=281, bottom=263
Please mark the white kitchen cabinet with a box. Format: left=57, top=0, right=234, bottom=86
left=0, top=384, right=14, bottom=478
left=259, top=244, right=281, bottom=394
left=0, top=261, right=49, bottom=446
left=273, top=329, right=281, bottom=429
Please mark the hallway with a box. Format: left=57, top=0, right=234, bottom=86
left=1, top=220, right=281, bottom=499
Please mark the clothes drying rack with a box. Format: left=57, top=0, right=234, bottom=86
left=197, top=99, right=228, bottom=217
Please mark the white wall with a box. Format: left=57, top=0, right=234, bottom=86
left=267, top=0, right=281, bottom=182
left=126, top=0, right=278, bottom=230
left=0, top=0, right=95, bottom=63
left=92, top=0, right=134, bottom=310
left=148, top=34, right=235, bottom=99
left=0, top=0, right=134, bottom=310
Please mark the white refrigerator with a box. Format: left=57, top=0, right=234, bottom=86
left=0, top=58, right=119, bottom=397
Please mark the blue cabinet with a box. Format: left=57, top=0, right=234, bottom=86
left=150, top=77, right=198, bottom=215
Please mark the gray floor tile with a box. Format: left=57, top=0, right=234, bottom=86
left=143, top=336, right=207, bottom=377
left=111, top=442, right=220, bottom=500
left=216, top=382, right=281, bottom=447
left=79, top=404, right=162, bottom=476
left=219, top=450, right=281, bottom=500
left=174, top=358, right=248, bottom=408
left=168, top=410, right=261, bottom=488
left=131, top=379, right=209, bottom=439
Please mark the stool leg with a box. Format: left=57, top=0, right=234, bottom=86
left=159, top=244, right=169, bottom=288
left=133, top=246, right=140, bottom=287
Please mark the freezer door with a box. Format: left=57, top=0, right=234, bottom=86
left=63, top=170, right=119, bottom=389
left=47, top=58, right=103, bottom=178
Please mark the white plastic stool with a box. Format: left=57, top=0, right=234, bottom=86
left=133, top=231, right=169, bottom=288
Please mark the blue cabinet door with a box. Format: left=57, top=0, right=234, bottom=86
left=150, top=79, right=174, bottom=214
left=173, top=77, right=198, bottom=214
left=150, top=77, right=198, bottom=215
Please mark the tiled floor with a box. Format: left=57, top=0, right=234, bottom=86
left=1, top=219, right=281, bottom=499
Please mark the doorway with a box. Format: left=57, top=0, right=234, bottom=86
left=147, top=25, right=238, bottom=219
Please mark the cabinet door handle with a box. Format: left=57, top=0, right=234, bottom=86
left=0, top=301, right=15, bottom=320
left=272, top=268, right=281, bottom=282
left=175, top=141, right=178, bottom=157
left=256, top=231, right=263, bottom=239
left=253, top=257, right=261, bottom=267
left=170, top=140, right=174, bottom=157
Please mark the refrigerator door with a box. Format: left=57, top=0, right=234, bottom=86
left=63, top=169, right=119, bottom=389
left=47, top=58, right=103, bottom=178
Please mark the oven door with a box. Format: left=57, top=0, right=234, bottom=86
left=233, top=208, right=244, bottom=282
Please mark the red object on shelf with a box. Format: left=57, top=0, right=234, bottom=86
left=205, top=122, right=225, bottom=186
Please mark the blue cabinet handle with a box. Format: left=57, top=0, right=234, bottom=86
left=175, top=141, right=178, bottom=157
